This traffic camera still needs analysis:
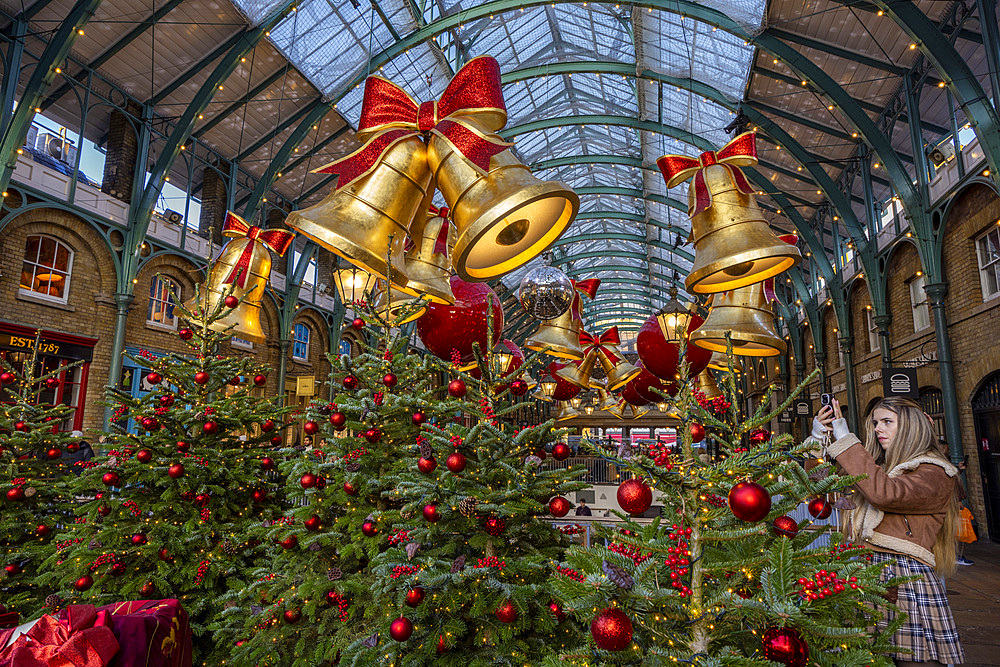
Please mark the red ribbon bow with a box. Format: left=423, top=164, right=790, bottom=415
left=579, top=326, right=624, bottom=365
left=429, top=205, right=451, bottom=255
left=220, top=212, right=295, bottom=288
left=314, top=56, right=512, bottom=190
left=0, top=605, right=118, bottom=667
left=569, top=278, right=601, bottom=322
left=762, top=234, right=798, bottom=303
left=656, top=132, right=758, bottom=217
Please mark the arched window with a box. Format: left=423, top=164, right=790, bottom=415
left=147, top=276, right=180, bottom=329
left=292, top=323, right=310, bottom=361
left=20, top=235, right=73, bottom=302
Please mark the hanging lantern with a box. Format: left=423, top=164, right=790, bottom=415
left=657, top=133, right=800, bottom=294
left=186, top=212, right=293, bottom=344
left=693, top=368, right=723, bottom=400
left=657, top=401, right=670, bottom=413
left=570, top=397, right=583, bottom=409
left=580, top=327, right=639, bottom=391
left=584, top=405, right=595, bottom=415
left=402, top=205, right=456, bottom=303
left=332, top=262, right=379, bottom=306
left=690, top=282, right=786, bottom=357
left=655, top=285, right=692, bottom=342
left=526, top=279, right=600, bottom=360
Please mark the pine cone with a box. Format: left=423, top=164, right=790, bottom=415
left=222, top=540, right=237, bottom=557
left=602, top=560, right=634, bottom=590
left=400, top=507, right=416, bottom=520
left=88, top=539, right=103, bottom=550
left=361, top=633, right=379, bottom=648
left=346, top=463, right=361, bottom=473
left=327, top=567, right=342, bottom=581
left=450, top=555, right=466, bottom=573
left=45, top=594, right=61, bottom=608
left=458, top=497, right=479, bottom=518
left=419, top=442, right=433, bottom=459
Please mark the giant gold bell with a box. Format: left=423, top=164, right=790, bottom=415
left=555, top=401, right=581, bottom=421
left=187, top=238, right=268, bottom=344
left=428, top=120, right=578, bottom=282
left=707, top=350, right=743, bottom=374
left=556, top=348, right=599, bottom=388
left=403, top=208, right=456, bottom=303
left=690, top=282, right=786, bottom=357
left=693, top=368, right=724, bottom=401
left=372, top=279, right=427, bottom=325
left=525, top=309, right=584, bottom=360
left=596, top=387, right=618, bottom=412
left=286, top=133, right=432, bottom=289
left=596, top=346, right=640, bottom=392
left=685, top=164, right=800, bottom=294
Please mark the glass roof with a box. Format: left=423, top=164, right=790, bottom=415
left=228, top=0, right=767, bottom=332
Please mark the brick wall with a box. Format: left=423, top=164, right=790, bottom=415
left=101, top=103, right=140, bottom=202
left=198, top=166, right=228, bottom=244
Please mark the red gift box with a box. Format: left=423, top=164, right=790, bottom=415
left=87, top=600, right=192, bottom=667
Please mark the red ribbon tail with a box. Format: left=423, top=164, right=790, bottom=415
left=433, top=219, right=450, bottom=255
left=221, top=239, right=254, bottom=289
left=433, top=121, right=510, bottom=174
left=691, top=170, right=713, bottom=216
left=727, top=164, right=755, bottom=195
left=763, top=278, right=779, bottom=304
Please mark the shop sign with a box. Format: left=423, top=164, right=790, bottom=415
left=861, top=370, right=882, bottom=384
left=0, top=331, right=94, bottom=362
left=832, top=383, right=846, bottom=394
left=296, top=376, right=315, bottom=397
left=882, top=367, right=919, bottom=399
left=792, top=399, right=813, bottom=419
left=900, top=350, right=937, bottom=368
left=778, top=410, right=793, bottom=423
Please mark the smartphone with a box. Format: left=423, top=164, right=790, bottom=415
left=820, top=393, right=832, bottom=407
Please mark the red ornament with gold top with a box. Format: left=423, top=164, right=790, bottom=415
left=591, top=607, right=633, bottom=652
left=417, top=277, right=504, bottom=369
left=636, top=312, right=711, bottom=384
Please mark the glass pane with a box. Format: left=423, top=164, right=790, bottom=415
left=54, top=244, right=69, bottom=272
left=20, top=263, right=35, bottom=290
left=989, top=266, right=1000, bottom=297
left=38, top=237, right=56, bottom=268
left=24, top=236, right=40, bottom=263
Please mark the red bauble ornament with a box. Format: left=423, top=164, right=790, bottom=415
left=304, top=515, right=322, bottom=531
left=228, top=376, right=241, bottom=386
left=422, top=503, right=440, bottom=522
left=131, top=533, right=147, bottom=546
left=283, top=608, right=301, bottom=624
left=146, top=372, right=162, bottom=385
left=330, top=412, right=347, bottom=429
left=632, top=367, right=676, bottom=404
left=546, top=362, right=582, bottom=402
left=762, top=627, right=809, bottom=667
left=36, top=524, right=51, bottom=537
left=591, top=607, right=633, bottom=652
left=167, top=463, right=185, bottom=479
left=363, top=427, right=382, bottom=443
left=405, top=587, right=425, bottom=607
left=270, top=435, right=283, bottom=446
left=447, top=379, right=467, bottom=398
left=411, top=411, right=426, bottom=425
left=158, top=394, right=174, bottom=407
left=6, top=487, right=24, bottom=501
left=417, top=457, right=437, bottom=474
left=300, top=473, right=317, bottom=489
left=549, top=601, right=566, bottom=621
left=636, top=313, right=710, bottom=382
left=343, top=482, right=357, bottom=496
left=175, top=441, right=190, bottom=453
left=251, top=489, right=267, bottom=503
left=390, top=616, right=413, bottom=642
left=552, top=443, right=571, bottom=461
left=102, top=472, right=120, bottom=487
left=750, top=428, right=771, bottom=444
left=136, top=449, right=153, bottom=464
left=352, top=317, right=365, bottom=330
left=281, top=535, right=298, bottom=550
left=202, top=421, right=219, bottom=435
left=141, top=416, right=159, bottom=431
left=158, top=547, right=172, bottom=562
left=495, top=600, right=518, bottom=624
left=437, top=634, right=448, bottom=654
left=304, top=420, right=319, bottom=435
left=807, top=497, right=833, bottom=520
left=728, top=481, right=772, bottom=522
left=446, top=451, right=466, bottom=473
left=43, top=376, right=60, bottom=390
left=140, top=581, right=156, bottom=597
left=482, top=515, right=506, bottom=536
left=194, top=371, right=209, bottom=385
left=74, top=574, right=93, bottom=591
left=382, top=373, right=398, bottom=388
left=773, top=515, right=799, bottom=538
left=342, top=375, right=359, bottom=390
left=260, top=457, right=275, bottom=471
left=617, top=478, right=653, bottom=516
left=4, top=563, right=20, bottom=575
left=46, top=447, right=62, bottom=460
left=97, top=504, right=110, bottom=517
left=260, top=420, right=275, bottom=433
left=549, top=496, right=571, bottom=517
left=224, top=295, right=239, bottom=308
left=66, top=443, right=79, bottom=453
left=178, top=328, right=193, bottom=341
left=0, top=372, right=14, bottom=384
left=509, top=379, right=528, bottom=396
left=361, top=521, right=378, bottom=537
left=689, top=422, right=705, bottom=442
left=253, top=374, right=266, bottom=386
left=417, top=276, right=504, bottom=366
left=13, top=421, right=28, bottom=432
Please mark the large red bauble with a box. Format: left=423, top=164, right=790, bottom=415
left=141, top=416, right=159, bottom=431
left=482, top=515, right=506, bottom=536
left=510, top=379, right=529, bottom=396
left=361, top=521, right=378, bottom=537
left=352, top=317, right=365, bottom=330
left=131, top=533, right=147, bottom=545
left=280, top=535, right=297, bottom=550
left=224, top=295, right=239, bottom=308
left=178, top=328, right=193, bottom=341
left=446, top=452, right=466, bottom=473
left=363, top=427, right=382, bottom=443
left=97, top=504, right=111, bottom=517
left=270, top=435, right=283, bottom=446
left=253, top=374, right=267, bottom=386
left=6, top=487, right=24, bottom=501
left=283, top=609, right=301, bottom=624
left=617, top=479, right=653, bottom=516
left=619, top=376, right=648, bottom=407
left=194, top=372, right=209, bottom=385
left=330, top=412, right=347, bottom=428
left=549, top=496, right=571, bottom=517
left=591, top=607, right=633, bottom=651
left=158, top=394, right=174, bottom=407
left=260, top=457, right=275, bottom=471
left=343, top=482, right=357, bottom=496
left=304, top=515, right=322, bottom=531
left=546, top=362, right=581, bottom=402
left=807, top=497, right=833, bottom=520
left=423, top=503, right=440, bottom=522
left=176, top=441, right=190, bottom=452
left=773, top=515, right=799, bottom=538
left=552, top=443, right=571, bottom=461
left=761, top=626, right=809, bottom=667
left=635, top=313, right=711, bottom=382
left=750, top=428, right=771, bottom=444
left=494, top=600, right=518, bottom=624
left=167, top=463, right=184, bottom=479
left=0, top=372, right=14, bottom=384
left=158, top=547, right=172, bottom=562
left=632, top=367, right=675, bottom=404
left=728, top=481, right=772, bottom=522
left=140, top=581, right=156, bottom=597
left=342, top=375, right=359, bottom=390
left=417, top=457, right=437, bottom=474
left=202, top=421, right=219, bottom=435
left=447, top=379, right=467, bottom=398
left=390, top=616, right=413, bottom=641
left=411, top=411, right=426, bottom=425
left=303, top=420, right=319, bottom=435
left=405, top=587, right=425, bottom=607
left=102, top=472, right=120, bottom=487
left=300, top=473, right=317, bottom=489
left=146, top=372, right=162, bottom=385
left=382, top=373, right=398, bottom=388
left=417, top=276, right=503, bottom=366
left=44, top=376, right=60, bottom=389
left=136, top=449, right=152, bottom=463
left=74, top=574, right=93, bottom=591
left=251, top=489, right=267, bottom=503
left=549, top=601, right=566, bottom=621
left=689, top=422, right=706, bottom=442
left=36, top=524, right=51, bottom=537
left=4, top=563, right=20, bottom=575
left=13, top=421, right=28, bottom=432
left=46, top=447, right=62, bottom=460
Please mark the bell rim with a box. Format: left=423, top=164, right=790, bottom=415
left=523, top=340, right=584, bottom=360
left=686, top=253, right=800, bottom=294
left=690, top=336, right=785, bottom=357
left=402, top=277, right=456, bottom=305
left=605, top=366, right=641, bottom=392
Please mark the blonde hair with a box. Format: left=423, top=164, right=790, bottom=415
left=862, top=397, right=957, bottom=575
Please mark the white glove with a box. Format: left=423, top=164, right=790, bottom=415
left=831, top=418, right=850, bottom=442
left=810, top=417, right=829, bottom=441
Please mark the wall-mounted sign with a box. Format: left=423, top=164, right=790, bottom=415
left=296, top=376, right=315, bottom=397
left=778, top=410, right=793, bottom=424
left=792, top=399, right=813, bottom=419
left=861, top=370, right=882, bottom=384
left=882, top=367, right=918, bottom=399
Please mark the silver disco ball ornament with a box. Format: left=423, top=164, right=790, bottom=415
left=518, top=266, right=574, bottom=320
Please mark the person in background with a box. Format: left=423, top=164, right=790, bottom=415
left=956, top=502, right=976, bottom=565
left=65, top=430, right=94, bottom=475
left=574, top=499, right=592, bottom=516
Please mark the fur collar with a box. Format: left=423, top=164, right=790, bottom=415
left=887, top=455, right=957, bottom=479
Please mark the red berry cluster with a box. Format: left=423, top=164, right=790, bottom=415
left=137, top=350, right=157, bottom=362
left=559, top=524, right=585, bottom=535
left=73, top=517, right=87, bottom=524
left=89, top=553, right=117, bottom=571
left=373, top=392, right=384, bottom=406
left=390, top=565, right=419, bottom=580
left=343, top=447, right=368, bottom=462
left=732, top=447, right=749, bottom=453
left=555, top=565, right=585, bottom=582
left=450, top=349, right=462, bottom=367
left=327, top=591, right=349, bottom=621
left=478, top=398, right=498, bottom=426
left=194, top=559, right=210, bottom=586
left=111, top=403, right=129, bottom=420
left=666, top=524, right=693, bottom=597
left=154, top=406, right=170, bottom=415
left=694, top=390, right=731, bottom=415
left=474, top=556, right=505, bottom=569
left=608, top=542, right=651, bottom=565
left=254, top=573, right=277, bottom=583
left=121, top=500, right=141, bottom=517
left=388, top=529, right=410, bottom=547
left=449, top=434, right=464, bottom=448
left=646, top=441, right=674, bottom=469
left=383, top=351, right=394, bottom=361
left=703, top=493, right=727, bottom=507
left=796, top=570, right=860, bottom=601
left=56, top=538, right=83, bottom=551
left=199, top=508, right=210, bottom=521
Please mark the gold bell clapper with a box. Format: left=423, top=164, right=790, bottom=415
left=186, top=212, right=294, bottom=344
left=707, top=349, right=743, bottom=374
left=580, top=326, right=640, bottom=392
left=525, top=278, right=600, bottom=360
left=556, top=348, right=599, bottom=389
left=372, top=279, right=427, bottom=325
left=657, top=132, right=801, bottom=294
left=689, top=281, right=787, bottom=357
left=402, top=205, right=457, bottom=304
left=596, top=387, right=619, bottom=412
left=556, top=401, right=582, bottom=421
left=693, top=368, right=724, bottom=401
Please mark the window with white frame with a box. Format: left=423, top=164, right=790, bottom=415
left=909, top=275, right=931, bottom=331
left=147, top=276, right=179, bottom=329
left=19, top=235, right=73, bottom=302
left=975, top=227, right=1000, bottom=300
left=866, top=308, right=881, bottom=353
left=292, top=323, right=310, bottom=361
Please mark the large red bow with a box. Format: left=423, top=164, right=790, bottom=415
left=220, top=212, right=295, bottom=288
left=314, top=56, right=512, bottom=190
left=569, top=278, right=601, bottom=322
left=0, top=605, right=118, bottom=667
left=579, top=326, right=624, bottom=365
left=656, top=132, right=758, bottom=217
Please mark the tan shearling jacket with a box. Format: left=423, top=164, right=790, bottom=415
left=827, top=433, right=957, bottom=567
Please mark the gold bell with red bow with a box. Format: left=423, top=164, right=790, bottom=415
left=525, top=278, right=599, bottom=360
left=555, top=348, right=598, bottom=389
left=693, top=368, right=724, bottom=401
left=402, top=205, right=456, bottom=303
left=657, top=132, right=800, bottom=294
left=689, top=281, right=786, bottom=357
left=186, top=212, right=294, bottom=344
left=581, top=326, right=640, bottom=391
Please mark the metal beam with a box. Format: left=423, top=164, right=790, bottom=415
left=748, top=101, right=853, bottom=141
left=148, top=27, right=251, bottom=106
left=765, top=27, right=907, bottom=75
left=193, top=64, right=289, bottom=139
left=752, top=67, right=884, bottom=115
left=233, top=97, right=324, bottom=162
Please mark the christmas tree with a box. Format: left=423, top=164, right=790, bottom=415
left=0, top=337, right=83, bottom=617
left=34, top=275, right=292, bottom=662
left=548, top=360, right=907, bottom=667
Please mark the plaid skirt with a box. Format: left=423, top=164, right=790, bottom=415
left=871, top=551, right=965, bottom=663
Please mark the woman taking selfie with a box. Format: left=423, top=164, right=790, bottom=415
left=814, top=396, right=964, bottom=667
